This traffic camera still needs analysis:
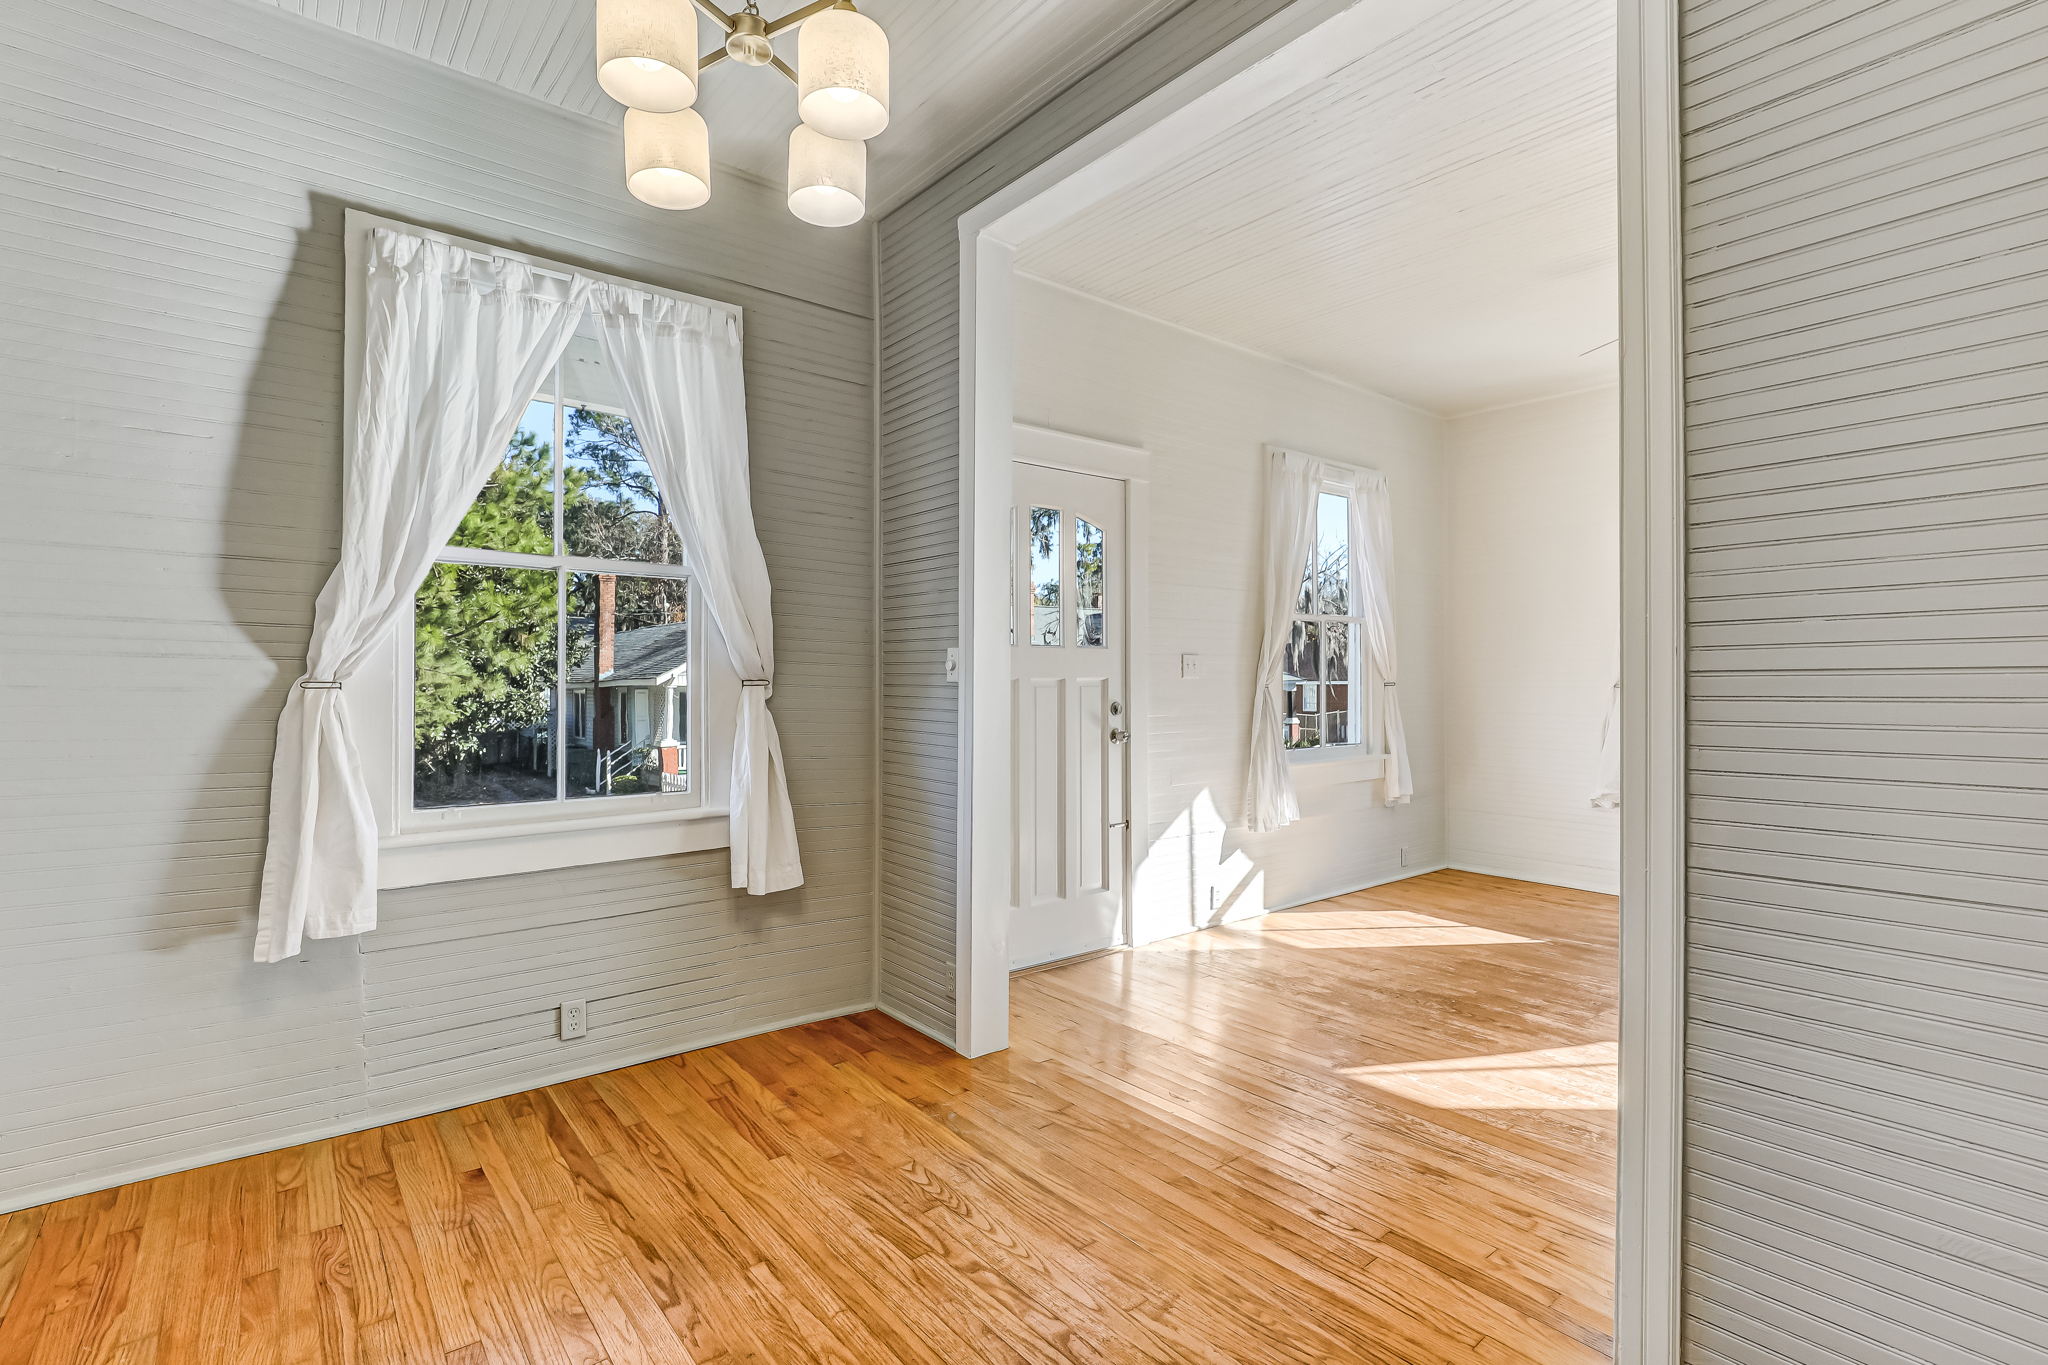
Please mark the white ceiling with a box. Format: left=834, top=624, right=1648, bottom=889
left=1012, top=0, right=1617, bottom=416
left=256, top=0, right=1182, bottom=213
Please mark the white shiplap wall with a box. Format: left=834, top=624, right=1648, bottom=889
left=874, top=0, right=1307, bottom=1045
left=0, top=0, right=873, bottom=1210
left=1680, top=0, right=2048, bottom=1359
left=1012, top=277, right=1447, bottom=939
left=1444, top=386, right=1620, bottom=894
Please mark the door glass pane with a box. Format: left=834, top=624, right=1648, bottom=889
left=413, top=563, right=560, bottom=808
left=449, top=399, right=556, bottom=555
left=1283, top=619, right=1321, bottom=749
left=1075, top=517, right=1106, bottom=647
left=1323, top=620, right=1355, bottom=747
left=567, top=572, right=691, bottom=798
left=562, top=407, right=682, bottom=564
left=1315, top=491, right=1351, bottom=615
left=1027, top=507, right=1061, bottom=646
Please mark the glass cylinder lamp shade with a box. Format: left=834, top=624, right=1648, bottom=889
left=797, top=7, right=889, bottom=141
left=787, top=126, right=866, bottom=226
left=595, top=0, right=697, bottom=112
left=624, top=109, right=711, bottom=210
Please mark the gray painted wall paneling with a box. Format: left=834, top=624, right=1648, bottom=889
left=1680, top=1, right=2048, bottom=1360
left=0, top=0, right=874, bottom=1210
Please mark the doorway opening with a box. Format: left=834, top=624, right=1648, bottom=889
left=950, top=1, right=1683, bottom=1360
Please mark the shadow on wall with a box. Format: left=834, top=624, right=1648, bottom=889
left=205, top=205, right=348, bottom=959
left=0, top=203, right=371, bottom=1211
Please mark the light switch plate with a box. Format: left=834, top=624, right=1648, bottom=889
left=944, top=647, right=962, bottom=683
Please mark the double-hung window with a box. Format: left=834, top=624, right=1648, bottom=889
left=362, top=325, right=736, bottom=888
left=270, top=209, right=779, bottom=932
left=1283, top=484, right=1372, bottom=754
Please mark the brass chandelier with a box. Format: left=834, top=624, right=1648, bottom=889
left=595, top=0, right=889, bottom=227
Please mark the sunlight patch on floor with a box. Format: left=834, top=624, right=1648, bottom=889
left=1137, top=907, right=1538, bottom=951
left=1341, top=1041, right=1618, bottom=1110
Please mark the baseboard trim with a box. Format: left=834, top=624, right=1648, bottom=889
left=875, top=1000, right=957, bottom=1050
left=3, top=998, right=874, bottom=1216
left=1262, top=862, right=1453, bottom=914
left=1447, top=859, right=1620, bottom=897
left=1012, top=946, right=1121, bottom=977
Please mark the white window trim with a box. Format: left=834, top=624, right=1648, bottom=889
left=1277, top=456, right=1388, bottom=787
left=340, top=208, right=738, bottom=889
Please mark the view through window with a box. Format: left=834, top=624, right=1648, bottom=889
left=1283, top=489, right=1364, bottom=750
left=412, top=344, right=692, bottom=810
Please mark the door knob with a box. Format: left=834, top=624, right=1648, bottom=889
left=1109, top=728, right=1129, bottom=744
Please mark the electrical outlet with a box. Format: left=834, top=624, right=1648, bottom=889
left=558, top=998, right=587, bottom=1040
left=1180, top=653, right=1201, bottom=679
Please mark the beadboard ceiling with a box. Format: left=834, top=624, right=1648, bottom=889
left=255, top=0, right=1182, bottom=212
left=1012, top=0, right=1617, bottom=416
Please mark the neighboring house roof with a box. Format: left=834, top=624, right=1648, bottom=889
left=603, top=622, right=689, bottom=684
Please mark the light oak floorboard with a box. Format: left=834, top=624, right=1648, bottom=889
left=0, top=870, right=1615, bottom=1362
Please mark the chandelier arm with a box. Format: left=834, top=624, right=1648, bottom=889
left=769, top=53, right=798, bottom=85
left=762, top=0, right=849, bottom=37
left=698, top=45, right=730, bottom=71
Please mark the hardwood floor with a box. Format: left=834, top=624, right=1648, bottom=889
left=0, top=870, right=1616, bottom=1364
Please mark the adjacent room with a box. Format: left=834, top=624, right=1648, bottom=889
left=982, top=0, right=1621, bottom=1353
left=5, top=0, right=2044, bottom=1362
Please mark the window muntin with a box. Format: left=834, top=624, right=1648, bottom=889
left=409, top=357, right=693, bottom=812
left=1285, top=488, right=1366, bottom=752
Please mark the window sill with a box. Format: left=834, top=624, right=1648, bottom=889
left=1287, top=749, right=1388, bottom=788
left=378, top=805, right=731, bottom=889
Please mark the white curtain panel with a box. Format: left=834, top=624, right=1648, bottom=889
left=1351, top=472, right=1413, bottom=806
left=592, top=287, right=803, bottom=895
left=253, top=230, right=594, bottom=963
left=1245, top=449, right=1327, bottom=832
left=1592, top=681, right=1622, bottom=808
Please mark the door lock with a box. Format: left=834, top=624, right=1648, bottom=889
left=1108, top=700, right=1123, bottom=717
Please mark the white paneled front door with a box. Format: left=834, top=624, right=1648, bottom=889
left=1009, top=462, right=1128, bottom=970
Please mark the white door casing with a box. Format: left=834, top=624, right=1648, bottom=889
left=1008, top=462, right=1128, bottom=969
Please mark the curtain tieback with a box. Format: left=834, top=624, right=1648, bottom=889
left=298, top=679, right=342, bottom=691
left=741, top=679, right=770, bottom=687
left=1382, top=681, right=1397, bottom=688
